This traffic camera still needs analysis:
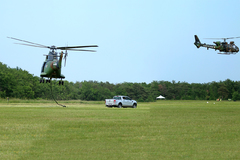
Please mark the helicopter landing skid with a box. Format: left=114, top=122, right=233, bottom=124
left=59, top=79, right=64, bottom=85
left=218, top=53, right=228, bottom=55
left=39, top=78, right=51, bottom=83
left=40, top=79, right=44, bottom=83
left=218, top=52, right=232, bottom=55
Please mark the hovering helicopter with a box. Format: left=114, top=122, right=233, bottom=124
left=194, top=35, right=239, bottom=55
left=8, top=37, right=98, bottom=85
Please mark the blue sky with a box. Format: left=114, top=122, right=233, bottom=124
left=1, top=0, right=240, bottom=84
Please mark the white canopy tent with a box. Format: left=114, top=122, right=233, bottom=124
left=156, top=95, right=165, bottom=100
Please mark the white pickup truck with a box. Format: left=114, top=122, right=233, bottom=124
left=105, top=95, right=137, bottom=108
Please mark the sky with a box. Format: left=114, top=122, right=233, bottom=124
left=1, top=0, right=240, bottom=84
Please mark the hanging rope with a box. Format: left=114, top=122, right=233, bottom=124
left=49, top=81, right=66, bottom=107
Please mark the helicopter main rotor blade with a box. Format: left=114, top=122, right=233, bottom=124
left=7, top=37, right=48, bottom=48
left=205, top=38, right=223, bottom=39
left=57, top=45, right=98, bottom=50
left=65, top=48, right=97, bottom=52
left=205, top=37, right=240, bottom=40
left=225, top=36, right=240, bottom=39
left=8, top=37, right=98, bottom=52
left=15, top=43, right=49, bottom=48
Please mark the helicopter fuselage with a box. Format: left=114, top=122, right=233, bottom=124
left=213, top=41, right=239, bottom=53
left=40, top=51, right=65, bottom=79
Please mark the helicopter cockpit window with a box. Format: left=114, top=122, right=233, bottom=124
left=48, top=54, right=54, bottom=61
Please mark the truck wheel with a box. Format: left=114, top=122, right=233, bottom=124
left=132, top=104, right=137, bottom=108
left=118, top=103, right=122, bottom=108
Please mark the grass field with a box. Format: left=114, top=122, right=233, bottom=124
left=0, top=100, right=240, bottom=159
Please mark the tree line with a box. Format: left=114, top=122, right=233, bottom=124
left=1, top=62, right=240, bottom=101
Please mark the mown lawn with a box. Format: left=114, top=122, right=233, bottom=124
left=0, top=100, right=240, bottom=159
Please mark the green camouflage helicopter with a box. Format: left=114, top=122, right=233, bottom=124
left=194, top=35, right=239, bottom=55
left=8, top=37, right=98, bottom=85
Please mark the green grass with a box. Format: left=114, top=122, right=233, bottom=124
left=0, top=100, right=240, bottom=159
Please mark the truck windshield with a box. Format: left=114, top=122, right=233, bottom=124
left=113, top=96, right=121, bottom=100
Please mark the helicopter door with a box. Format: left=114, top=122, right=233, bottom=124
left=41, top=62, right=46, bottom=72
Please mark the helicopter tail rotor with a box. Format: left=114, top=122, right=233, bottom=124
left=64, top=51, right=68, bottom=67
left=64, top=46, right=68, bottom=67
